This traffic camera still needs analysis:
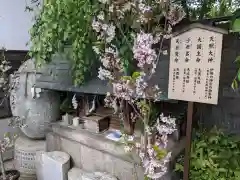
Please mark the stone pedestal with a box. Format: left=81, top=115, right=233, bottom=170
left=47, top=123, right=186, bottom=180
left=14, top=135, right=46, bottom=180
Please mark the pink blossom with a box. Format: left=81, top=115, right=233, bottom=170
left=133, top=32, right=157, bottom=68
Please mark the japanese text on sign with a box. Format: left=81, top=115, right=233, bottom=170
left=168, top=28, right=223, bottom=104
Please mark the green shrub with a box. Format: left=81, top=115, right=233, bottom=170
left=175, top=127, right=240, bottom=180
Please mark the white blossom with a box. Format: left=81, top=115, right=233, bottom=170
left=109, top=5, right=114, bottom=12
left=138, top=0, right=152, bottom=14
left=163, top=34, right=172, bottom=39
left=97, top=11, right=105, bottom=21
left=98, top=67, right=114, bottom=80
left=167, top=4, right=186, bottom=25
left=122, top=2, right=132, bottom=12
left=124, top=145, right=132, bottom=153
left=105, top=24, right=116, bottom=43
left=153, top=33, right=162, bottom=44
left=162, top=50, right=168, bottom=55
left=112, top=82, right=134, bottom=101
left=135, top=142, right=141, bottom=148
left=93, top=46, right=100, bottom=55
left=128, top=135, right=134, bottom=141
left=136, top=72, right=148, bottom=98
left=92, top=19, right=101, bottom=32
left=98, top=0, right=108, bottom=4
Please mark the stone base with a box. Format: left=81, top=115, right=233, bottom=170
left=14, top=135, right=46, bottom=180
left=47, top=123, right=186, bottom=180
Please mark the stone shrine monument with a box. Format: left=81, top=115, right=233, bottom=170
left=10, top=59, right=60, bottom=179
left=10, top=59, right=60, bottom=139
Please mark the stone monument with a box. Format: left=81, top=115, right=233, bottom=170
left=10, top=59, right=60, bottom=139
left=10, top=59, right=61, bottom=179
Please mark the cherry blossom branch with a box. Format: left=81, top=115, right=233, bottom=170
left=128, top=101, right=144, bottom=121
left=115, top=23, right=132, bottom=50
left=148, top=10, right=168, bottom=80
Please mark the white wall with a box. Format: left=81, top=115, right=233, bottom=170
left=0, top=0, right=40, bottom=51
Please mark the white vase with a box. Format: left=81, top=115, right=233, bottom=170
left=72, top=117, right=79, bottom=127
left=62, top=114, right=69, bottom=125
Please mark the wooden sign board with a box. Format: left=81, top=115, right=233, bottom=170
left=168, top=24, right=226, bottom=105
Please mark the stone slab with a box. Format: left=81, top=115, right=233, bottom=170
left=68, top=168, right=118, bottom=180
left=42, top=151, right=70, bottom=180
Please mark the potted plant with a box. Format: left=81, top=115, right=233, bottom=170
left=0, top=133, right=20, bottom=180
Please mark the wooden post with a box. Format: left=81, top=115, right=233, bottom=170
left=183, top=101, right=194, bottom=180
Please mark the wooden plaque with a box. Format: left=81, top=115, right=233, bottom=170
left=168, top=25, right=225, bottom=104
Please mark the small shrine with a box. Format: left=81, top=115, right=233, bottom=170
left=4, top=0, right=240, bottom=179
left=5, top=18, right=233, bottom=180
left=35, top=46, right=188, bottom=179
left=8, top=17, right=240, bottom=180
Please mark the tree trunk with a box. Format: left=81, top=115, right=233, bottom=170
left=0, top=150, right=7, bottom=180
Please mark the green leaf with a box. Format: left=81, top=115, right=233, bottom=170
left=144, top=175, right=149, bottom=180
left=131, top=21, right=141, bottom=29
left=4, top=132, right=10, bottom=138
left=234, top=171, right=240, bottom=177
left=121, top=76, right=132, bottom=81
left=218, top=168, right=227, bottom=172
left=132, top=72, right=141, bottom=80
left=231, top=18, right=240, bottom=32
left=52, top=23, right=58, bottom=29
left=234, top=56, right=240, bottom=68
left=234, top=56, right=240, bottom=63
left=175, top=163, right=184, bottom=172
left=237, top=72, right=240, bottom=82
left=232, top=79, right=238, bottom=90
